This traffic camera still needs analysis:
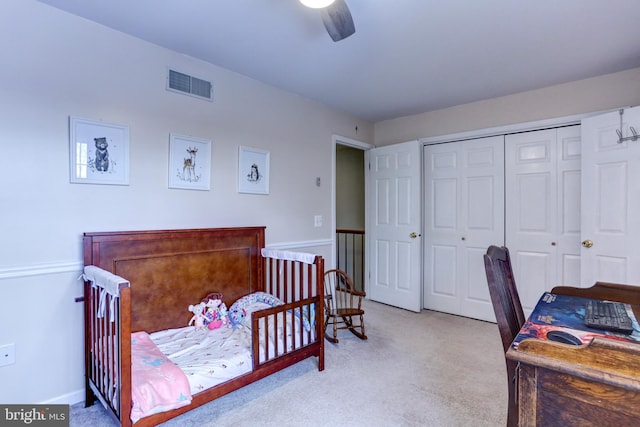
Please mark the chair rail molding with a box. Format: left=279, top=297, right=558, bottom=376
left=0, top=238, right=332, bottom=280
left=0, top=261, right=83, bottom=280
left=266, top=238, right=333, bottom=250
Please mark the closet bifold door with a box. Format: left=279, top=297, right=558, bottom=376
left=504, top=126, right=582, bottom=315
left=423, top=135, right=504, bottom=322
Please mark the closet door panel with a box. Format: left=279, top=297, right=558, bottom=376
left=516, top=173, right=552, bottom=232
left=465, top=146, right=502, bottom=242
left=465, top=246, right=490, bottom=302
left=561, top=171, right=581, bottom=235
left=433, top=178, right=457, bottom=230
left=506, top=130, right=557, bottom=312
left=425, top=144, right=462, bottom=313
left=430, top=244, right=460, bottom=312
left=561, top=253, right=581, bottom=285
left=424, top=136, right=503, bottom=321
left=460, top=137, right=504, bottom=320
left=556, top=126, right=582, bottom=286
left=506, top=125, right=581, bottom=314
left=514, top=250, right=552, bottom=307
left=432, top=245, right=457, bottom=295
left=467, top=176, right=496, bottom=230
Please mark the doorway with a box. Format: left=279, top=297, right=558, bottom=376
left=333, top=135, right=372, bottom=293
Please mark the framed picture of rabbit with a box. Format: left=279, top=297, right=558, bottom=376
left=69, top=116, right=130, bottom=185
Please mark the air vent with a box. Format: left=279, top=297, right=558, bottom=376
left=167, top=69, right=213, bottom=101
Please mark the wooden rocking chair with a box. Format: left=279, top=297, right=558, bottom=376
left=324, top=269, right=367, bottom=343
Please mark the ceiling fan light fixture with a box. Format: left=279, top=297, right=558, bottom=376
left=300, top=0, right=336, bottom=9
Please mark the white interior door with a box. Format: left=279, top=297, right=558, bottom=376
left=581, top=107, right=640, bottom=286
left=505, top=126, right=581, bottom=313
left=367, top=140, right=422, bottom=312
left=423, top=136, right=504, bottom=321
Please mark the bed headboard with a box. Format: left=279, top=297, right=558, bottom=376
left=83, top=227, right=265, bottom=333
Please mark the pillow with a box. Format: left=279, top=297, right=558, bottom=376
left=228, top=292, right=283, bottom=327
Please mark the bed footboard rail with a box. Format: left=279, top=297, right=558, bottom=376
left=83, top=266, right=132, bottom=426
left=260, top=250, right=324, bottom=371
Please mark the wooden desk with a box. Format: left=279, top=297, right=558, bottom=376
left=506, top=282, right=640, bottom=426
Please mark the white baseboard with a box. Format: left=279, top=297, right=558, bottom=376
left=41, top=389, right=85, bottom=406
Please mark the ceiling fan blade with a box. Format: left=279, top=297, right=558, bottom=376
left=320, top=0, right=355, bottom=42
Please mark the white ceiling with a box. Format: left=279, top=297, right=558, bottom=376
left=37, top=0, right=640, bottom=123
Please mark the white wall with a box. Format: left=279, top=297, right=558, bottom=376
left=0, top=0, right=373, bottom=405
left=374, top=67, right=640, bottom=145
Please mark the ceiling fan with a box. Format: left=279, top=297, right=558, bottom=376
left=300, top=0, right=355, bottom=42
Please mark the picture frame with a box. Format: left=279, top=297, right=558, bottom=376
left=238, top=146, right=270, bottom=195
left=168, top=133, right=212, bottom=191
left=69, top=116, right=130, bottom=185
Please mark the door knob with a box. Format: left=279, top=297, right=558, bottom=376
left=582, top=239, right=594, bottom=248
left=410, top=232, right=420, bottom=238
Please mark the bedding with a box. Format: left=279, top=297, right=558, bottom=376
left=149, top=298, right=314, bottom=395
left=130, top=332, right=191, bottom=423
left=150, top=322, right=253, bottom=394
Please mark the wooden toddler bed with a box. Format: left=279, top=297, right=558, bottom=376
left=82, top=227, right=325, bottom=426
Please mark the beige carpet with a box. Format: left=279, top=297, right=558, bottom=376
left=70, top=299, right=507, bottom=426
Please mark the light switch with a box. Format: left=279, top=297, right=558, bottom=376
left=314, top=215, right=323, bottom=227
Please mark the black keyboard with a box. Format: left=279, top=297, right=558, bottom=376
left=584, top=300, right=634, bottom=334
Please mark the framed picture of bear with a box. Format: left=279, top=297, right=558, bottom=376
left=69, top=116, right=130, bottom=185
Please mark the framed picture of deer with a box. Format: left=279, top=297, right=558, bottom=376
left=168, top=133, right=212, bottom=190
left=238, top=146, right=270, bottom=195
left=69, top=116, right=130, bottom=185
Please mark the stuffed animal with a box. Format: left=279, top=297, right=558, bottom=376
left=188, top=302, right=207, bottom=330
left=203, top=298, right=229, bottom=330
left=216, top=301, right=229, bottom=327
left=228, top=292, right=283, bottom=328
left=227, top=305, right=247, bottom=329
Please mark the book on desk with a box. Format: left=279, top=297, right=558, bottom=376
left=512, top=292, right=640, bottom=349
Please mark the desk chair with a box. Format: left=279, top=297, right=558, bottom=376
left=324, top=269, right=367, bottom=343
left=484, top=245, right=525, bottom=427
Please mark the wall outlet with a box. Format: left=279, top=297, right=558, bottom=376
left=314, top=215, right=323, bottom=227
left=0, top=343, right=15, bottom=367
